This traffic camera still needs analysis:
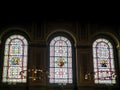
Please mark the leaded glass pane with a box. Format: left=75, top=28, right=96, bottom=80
left=49, top=36, right=73, bottom=84
left=2, top=35, right=28, bottom=83
left=93, top=38, right=116, bottom=84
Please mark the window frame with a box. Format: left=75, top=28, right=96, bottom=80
left=0, top=31, right=30, bottom=85
left=92, top=35, right=119, bottom=86
left=47, top=32, right=76, bottom=86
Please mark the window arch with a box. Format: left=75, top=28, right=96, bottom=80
left=2, top=34, right=28, bottom=83
left=48, top=35, right=74, bottom=84
left=93, top=38, right=116, bottom=84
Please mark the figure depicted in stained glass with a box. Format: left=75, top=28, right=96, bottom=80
left=11, top=57, right=19, bottom=65
left=56, top=58, right=66, bottom=67
left=101, top=60, right=107, bottom=67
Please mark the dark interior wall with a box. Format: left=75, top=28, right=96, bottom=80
left=0, top=16, right=120, bottom=90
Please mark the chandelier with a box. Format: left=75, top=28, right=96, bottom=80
left=20, top=65, right=49, bottom=81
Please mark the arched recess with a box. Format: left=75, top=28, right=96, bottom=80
left=91, top=32, right=120, bottom=48
left=0, top=29, right=30, bottom=84
left=47, top=31, right=77, bottom=87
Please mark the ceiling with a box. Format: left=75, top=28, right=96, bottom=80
left=0, top=6, right=120, bottom=26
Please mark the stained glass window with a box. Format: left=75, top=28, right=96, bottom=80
left=93, top=38, right=116, bottom=84
left=2, top=35, right=28, bottom=83
left=49, top=36, right=73, bottom=84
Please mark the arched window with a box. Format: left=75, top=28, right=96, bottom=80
left=49, top=36, right=73, bottom=84
left=2, top=35, right=28, bottom=83
left=93, top=38, right=116, bottom=84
